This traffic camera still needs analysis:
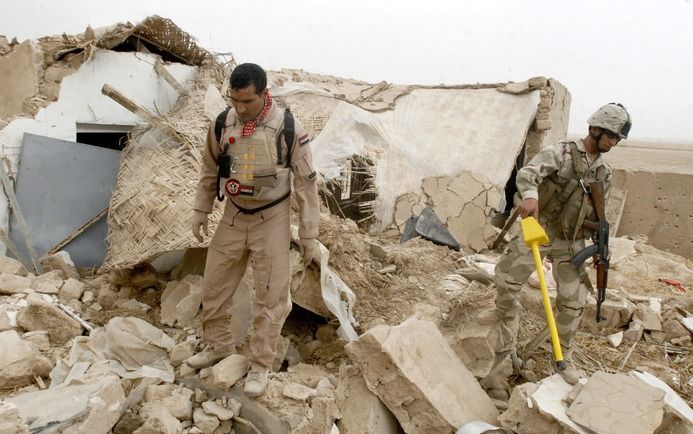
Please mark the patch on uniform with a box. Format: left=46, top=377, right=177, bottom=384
left=224, top=178, right=241, bottom=197
left=308, top=171, right=316, bottom=179
left=239, top=184, right=255, bottom=196
left=299, top=134, right=310, bottom=146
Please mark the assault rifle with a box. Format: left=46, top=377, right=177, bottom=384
left=571, top=181, right=610, bottom=322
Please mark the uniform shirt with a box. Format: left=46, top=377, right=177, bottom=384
left=516, top=139, right=612, bottom=229
left=194, top=102, right=320, bottom=239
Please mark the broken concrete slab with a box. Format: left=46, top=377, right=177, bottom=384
left=160, top=274, right=203, bottom=327
left=580, top=289, right=635, bottom=332
left=202, top=399, right=237, bottom=421
left=631, top=371, right=693, bottom=428
left=345, top=317, right=499, bottom=433
left=7, top=374, right=126, bottom=434
left=530, top=374, right=591, bottom=433
left=32, top=269, right=65, bottom=294
left=193, top=407, right=220, bottom=433
left=283, top=382, right=318, bottom=402
left=0, top=401, right=30, bottom=434
left=0, top=273, right=33, bottom=295
left=624, top=319, right=645, bottom=341
left=16, top=293, right=82, bottom=344
left=635, top=304, right=663, bottom=331
left=567, top=372, right=665, bottom=434
left=498, top=382, right=564, bottom=434
left=0, top=330, right=52, bottom=388
left=143, top=383, right=193, bottom=420
left=0, top=256, right=29, bottom=276
left=608, top=331, right=624, bottom=348
left=22, top=330, right=49, bottom=351
left=336, top=364, right=400, bottom=434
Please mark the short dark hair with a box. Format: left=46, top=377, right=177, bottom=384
left=229, top=63, right=267, bottom=95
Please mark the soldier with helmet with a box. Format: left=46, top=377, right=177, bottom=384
left=480, top=103, right=632, bottom=384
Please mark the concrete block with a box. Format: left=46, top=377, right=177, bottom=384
left=0, top=256, right=28, bottom=276
left=336, top=364, right=400, bottom=434
left=345, top=317, right=499, bottom=433
left=0, top=273, right=32, bottom=295
left=59, top=278, right=87, bottom=302
left=452, top=322, right=500, bottom=379
left=567, top=372, right=665, bottom=434
left=625, top=319, right=645, bottom=341
left=160, top=274, right=204, bottom=327
left=498, top=382, right=562, bottom=434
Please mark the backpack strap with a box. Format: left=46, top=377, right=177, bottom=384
left=277, top=108, right=295, bottom=167
left=214, top=107, right=231, bottom=143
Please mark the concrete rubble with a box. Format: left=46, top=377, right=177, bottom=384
left=1, top=15, right=692, bottom=434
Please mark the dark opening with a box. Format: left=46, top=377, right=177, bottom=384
left=76, top=132, right=129, bottom=151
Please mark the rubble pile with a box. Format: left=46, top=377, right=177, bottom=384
left=0, top=215, right=691, bottom=433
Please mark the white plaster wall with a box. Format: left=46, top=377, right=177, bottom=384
left=0, top=48, right=197, bottom=256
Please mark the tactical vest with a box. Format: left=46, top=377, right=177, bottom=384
left=536, top=141, right=607, bottom=241
left=214, top=107, right=295, bottom=212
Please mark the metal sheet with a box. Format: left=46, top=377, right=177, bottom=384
left=9, top=133, right=120, bottom=267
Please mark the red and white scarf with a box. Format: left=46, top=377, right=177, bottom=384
left=241, top=92, right=273, bottom=137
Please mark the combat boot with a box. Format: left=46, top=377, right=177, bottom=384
left=558, top=351, right=584, bottom=385
left=244, top=364, right=269, bottom=398
left=185, top=345, right=235, bottom=369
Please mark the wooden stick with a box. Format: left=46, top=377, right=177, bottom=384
left=101, top=84, right=161, bottom=126
left=0, top=226, right=32, bottom=268
left=154, top=58, right=186, bottom=94
left=44, top=207, right=108, bottom=257
left=0, top=161, right=42, bottom=273
left=618, top=340, right=638, bottom=370
left=491, top=207, right=520, bottom=251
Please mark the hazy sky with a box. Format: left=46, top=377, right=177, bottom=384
left=2, top=0, right=693, bottom=143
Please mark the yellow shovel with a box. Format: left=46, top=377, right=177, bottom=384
left=520, top=216, right=565, bottom=370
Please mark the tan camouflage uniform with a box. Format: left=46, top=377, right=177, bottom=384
left=494, top=138, right=611, bottom=352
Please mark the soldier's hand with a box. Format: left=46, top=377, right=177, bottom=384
left=519, top=198, right=539, bottom=219
left=191, top=211, right=209, bottom=243
left=298, top=238, right=320, bottom=266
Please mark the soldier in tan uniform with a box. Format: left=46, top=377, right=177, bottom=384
left=186, top=63, right=320, bottom=398
left=483, top=103, right=631, bottom=383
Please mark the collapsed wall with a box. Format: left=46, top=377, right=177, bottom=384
left=607, top=142, right=693, bottom=259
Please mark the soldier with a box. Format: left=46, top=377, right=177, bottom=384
left=187, top=63, right=320, bottom=398
left=483, top=103, right=631, bottom=383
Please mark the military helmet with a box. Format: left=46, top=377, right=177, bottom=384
left=587, top=103, right=632, bottom=139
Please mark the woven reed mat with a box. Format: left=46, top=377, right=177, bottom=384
left=102, top=65, right=226, bottom=270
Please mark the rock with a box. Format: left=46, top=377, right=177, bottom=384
left=0, top=273, right=32, bottom=295
left=345, top=317, right=499, bottom=433
left=580, top=289, right=635, bottom=332
left=59, top=278, right=87, bottom=302
left=116, top=299, right=151, bottom=313
left=22, top=330, right=49, bottom=351
left=32, top=270, right=65, bottom=294
left=200, top=354, right=249, bottom=390
left=0, top=256, right=28, bottom=276
left=336, top=364, right=400, bottom=434
left=82, top=290, right=95, bottom=304
left=160, top=275, right=204, bottom=327
left=529, top=374, right=589, bottom=433
left=283, top=382, right=318, bottom=401
left=7, top=374, right=125, bottom=434
left=135, top=405, right=182, bottom=434
left=113, top=410, right=142, bottom=434
left=170, top=340, right=196, bottom=367
left=607, top=331, right=624, bottom=348
left=368, top=243, right=389, bottom=260
left=193, top=407, right=220, bottom=434
left=0, top=310, right=14, bottom=331
left=0, top=401, right=30, bottom=434
left=498, top=81, right=530, bottom=95
left=40, top=251, right=79, bottom=279
left=528, top=76, right=548, bottom=88
left=377, top=264, right=397, bottom=274
left=635, top=304, right=663, bottom=331
left=0, top=330, right=52, bottom=388
left=664, top=318, right=690, bottom=342
left=316, top=324, right=337, bottom=342
left=452, top=322, right=502, bottom=378
left=97, top=286, right=118, bottom=309
left=624, top=319, right=645, bottom=341
left=567, top=372, right=665, bottom=434
left=143, top=384, right=193, bottom=420
left=202, top=400, right=236, bottom=421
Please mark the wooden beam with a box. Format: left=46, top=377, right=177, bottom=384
left=0, top=161, right=43, bottom=273
left=44, top=207, right=108, bottom=257
left=154, top=58, right=186, bottom=94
